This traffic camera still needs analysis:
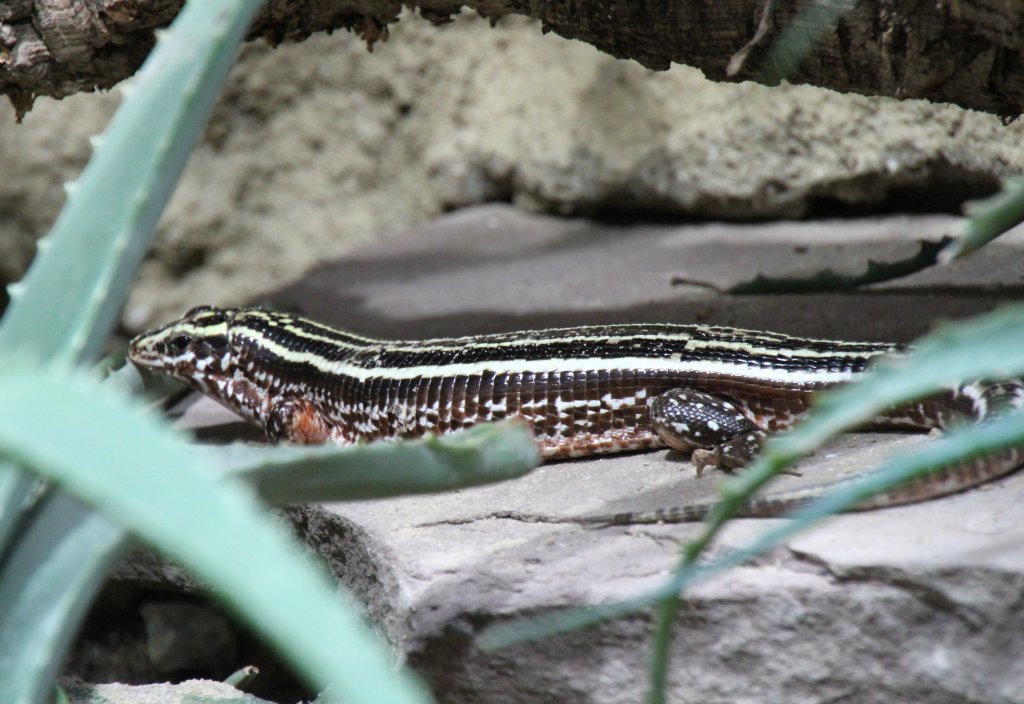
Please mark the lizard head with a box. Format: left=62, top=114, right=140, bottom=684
left=128, top=306, right=235, bottom=392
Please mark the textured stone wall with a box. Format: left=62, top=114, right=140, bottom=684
left=1, top=10, right=1022, bottom=330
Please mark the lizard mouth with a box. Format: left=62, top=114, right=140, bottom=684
left=126, top=335, right=165, bottom=368
left=126, top=332, right=186, bottom=377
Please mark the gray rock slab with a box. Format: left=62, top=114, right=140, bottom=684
left=270, top=205, right=1024, bottom=343
left=129, top=206, right=1024, bottom=703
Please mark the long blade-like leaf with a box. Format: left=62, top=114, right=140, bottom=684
left=479, top=409, right=1024, bottom=649
left=0, top=493, right=128, bottom=704
left=0, top=0, right=262, bottom=366
left=217, top=421, right=540, bottom=503
left=641, top=305, right=1024, bottom=701
left=763, top=303, right=1024, bottom=464
left=480, top=304, right=1024, bottom=654
left=941, top=178, right=1024, bottom=262
left=0, top=5, right=267, bottom=702
left=0, top=464, right=40, bottom=555
left=0, top=365, right=432, bottom=704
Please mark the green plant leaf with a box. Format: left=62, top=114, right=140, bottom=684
left=0, top=0, right=262, bottom=367
left=0, top=364, right=432, bottom=704
left=217, top=421, right=540, bottom=503
left=644, top=304, right=1024, bottom=701
left=479, top=303, right=1024, bottom=704
left=634, top=306, right=1024, bottom=703
left=0, top=4, right=271, bottom=703
left=942, top=178, right=1024, bottom=262
left=718, top=410, right=1024, bottom=566
left=0, top=464, right=41, bottom=555
left=0, top=493, right=128, bottom=704
left=760, top=303, right=1024, bottom=461
left=478, top=406, right=1024, bottom=651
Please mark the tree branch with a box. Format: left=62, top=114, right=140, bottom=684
left=2, top=0, right=1023, bottom=120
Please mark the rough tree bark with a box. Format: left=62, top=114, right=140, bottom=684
left=1, top=0, right=1022, bottom=120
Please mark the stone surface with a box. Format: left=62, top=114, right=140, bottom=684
left=269, top=205, right=1020, bottom=343
left=2, top=11, right=1024, bottom=329
left=62, top=679, right=273, bottom=704
left=123, top=206, right=1024, bottom=704
left=64, top=580, right=312, bottom=703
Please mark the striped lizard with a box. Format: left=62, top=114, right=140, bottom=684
left=128, top=306, right=1024, bottom=523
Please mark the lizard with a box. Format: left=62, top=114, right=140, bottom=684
left=127, top=306, right=1024, bottom=523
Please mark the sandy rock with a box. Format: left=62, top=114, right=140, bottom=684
left=62, top=679, right=271, bottom=704
left=2, top=12, right=1022, bottom=328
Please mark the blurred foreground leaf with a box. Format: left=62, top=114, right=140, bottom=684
left=0, top=365, right=431, bottom=704
left=218, top=421, right=540, bottom=503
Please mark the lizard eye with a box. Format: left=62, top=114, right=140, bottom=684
left=169, top=334, right=193, bottom=353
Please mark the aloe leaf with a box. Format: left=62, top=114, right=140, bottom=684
left=0, top=464, right=40, bottom=555
left=941, top=178, right=1024, bottom=262
left=0, top=0, right=261, bottom=367
left=718, top=409, right=1024, bottom=565
left=216, top=421, right=540, bottom=503
left=478, top=304, right=1024, bottom=653
left=636, top=308, right=1024, bottom=702
left=625, top=304, right=1024, bottom=577
left=0, top=493, right=127, bottom=704
left=758, top=304, right=1024, bottom=464
left=0, top=3, right=269, bottom=700
left=102, top=362, right=147, bottom=396
left=639, top=307, right=1024, bottom=699
left=0, top=365, right=431, bottom=704
left=479, top=407, right=1024, bottom=651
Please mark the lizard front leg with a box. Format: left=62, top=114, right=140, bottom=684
left=265, top=397, right=332, bottom=445
left=650, top=388, right=766, bottom=473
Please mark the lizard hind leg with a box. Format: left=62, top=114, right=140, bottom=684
left=650, top=388, right=766, bottom=473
